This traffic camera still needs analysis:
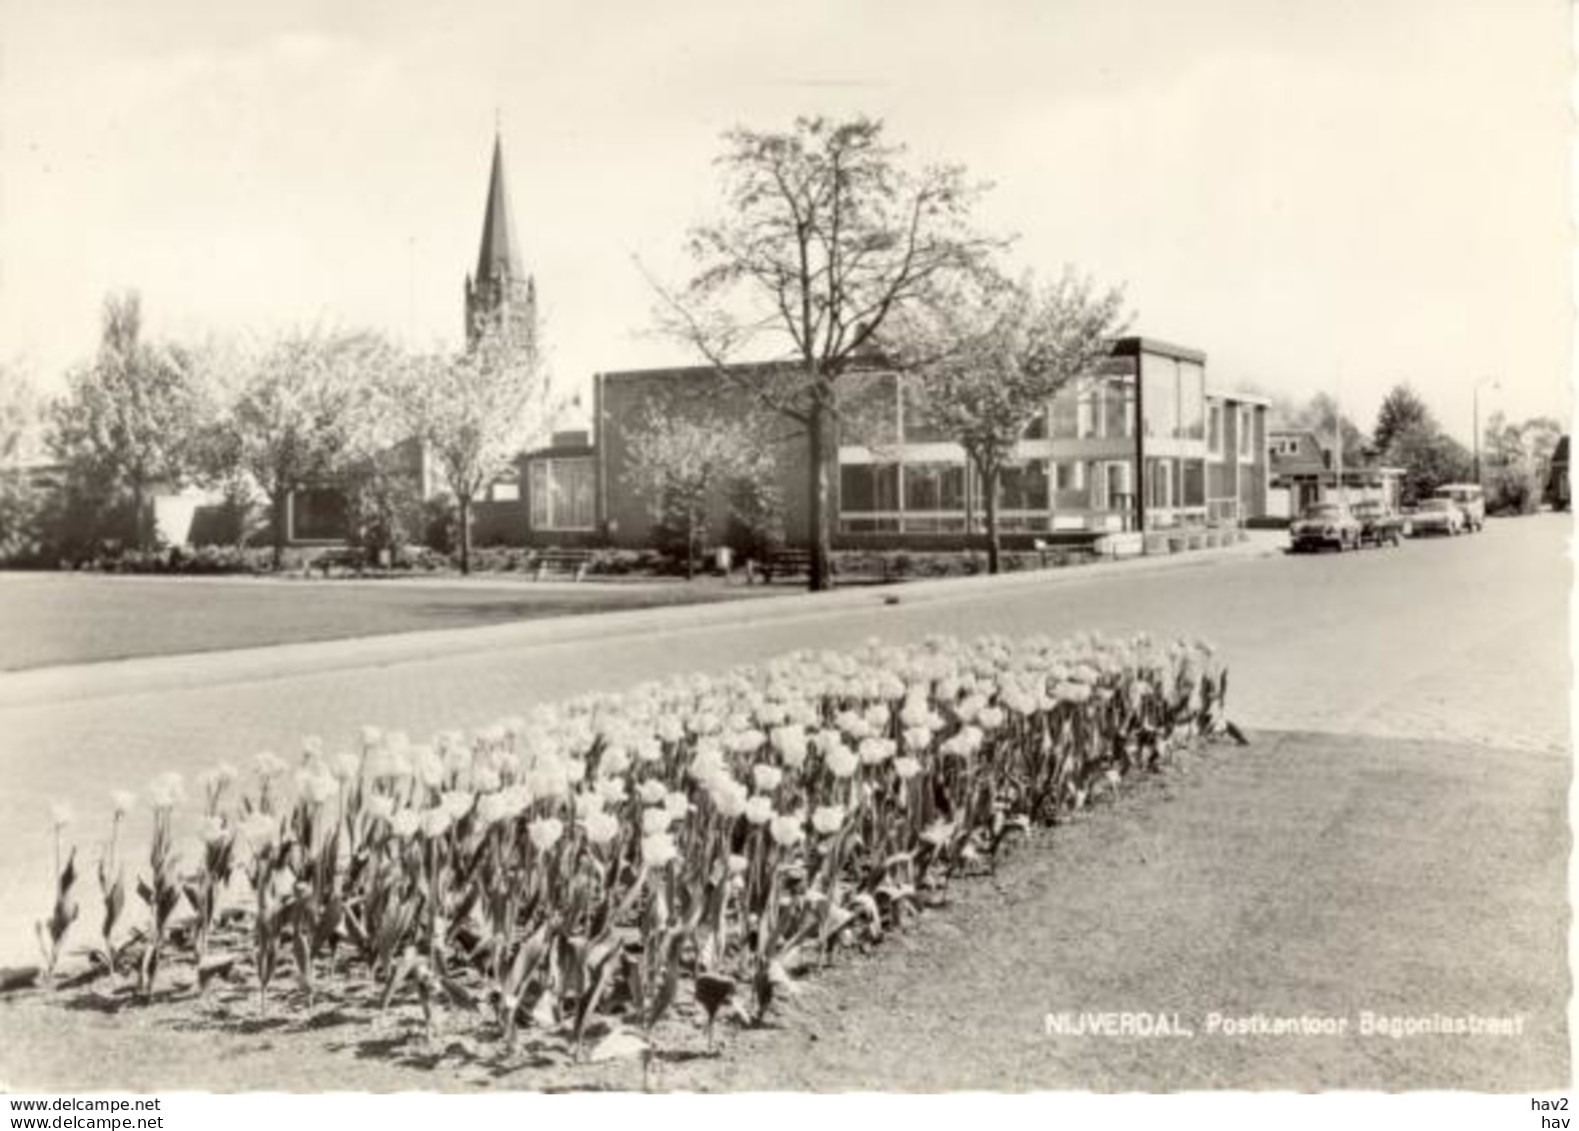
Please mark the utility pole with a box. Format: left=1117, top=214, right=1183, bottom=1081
left=1473, top=376, right=1499, bottom=485
left=1334, top=364, right=1345, bottom=508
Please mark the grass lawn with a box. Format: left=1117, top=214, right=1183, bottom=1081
left=0, top=572, right=779, bottom=671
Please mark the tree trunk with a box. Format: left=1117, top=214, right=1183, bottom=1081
left=458, top=495, right=472, bottom=575
left=983, top=463, right=1002, bottom=575
left=271, top=484, right=287, bottom=571
left=131, top=473, right=146, bottom=552
left=807, top=398, right=832, bottom=592
left=685, top=507, right=697, bottom=580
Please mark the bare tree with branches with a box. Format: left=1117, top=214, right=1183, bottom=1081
left=652, top=115, right=1001, bottom=590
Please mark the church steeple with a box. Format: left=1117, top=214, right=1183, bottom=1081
left=475, top=133, right=523, bottom=285
left=465, top=129, right=537, bottom=349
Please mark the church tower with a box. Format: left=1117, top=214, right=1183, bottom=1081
left=464, top=131, right=538, bottom=350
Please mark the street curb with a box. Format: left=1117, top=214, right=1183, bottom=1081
left=0, top=539, right=1281, bottom=711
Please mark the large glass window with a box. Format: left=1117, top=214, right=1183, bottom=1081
left=902, top=462, right=965, bottom=511
left=291, top=488, right=347, bottom=541
left=1077, top=387, right=1097, bottom=438
left=1178, top=361, right=1205, bottom=441
left=839, top=463, right=899, bottom=512
left=529, top=457, right=595, bottom=530
left=1181, top=459, right=1206, bottom=506
left=1050, top=385, right=1080, bottom=439
left=998, top=460, right=1049, bottom=511
left=1052, top=461, right=1087, bottom=510
left=1208, top=404, right=1223, bottom=455
left=1141, top=356, right=1179, bottom=439
left=1102, top=378, right=1134, bottom=438
left=1147, top=459, right=1173, bottom=509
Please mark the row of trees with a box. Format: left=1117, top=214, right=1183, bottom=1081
left=1276, top=382, right=1563, bottom=513
left=4, top=115, right=1127, bottom=587
left=1, top=293, right=554, bottom=573
left=655, top=115, right=1129, bottom=586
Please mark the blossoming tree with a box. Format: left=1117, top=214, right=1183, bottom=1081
left=884, top=268, right=1127, bottom=574
left=219, top=327, right=392, bottom=568
left=400, top=322, right=556, bottom=574
left=622, top=403, right=777, bottom=578
left=654, top=115, right=1000, bottom=590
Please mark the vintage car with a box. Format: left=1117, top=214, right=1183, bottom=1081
left=1433, top=483, right=1486, bottom=532
left=1408, top=497, right=1464, bottom=536
left=1350, top=500, right=1404, bottom=547
left=1289, top=502, right=1361, bottom=553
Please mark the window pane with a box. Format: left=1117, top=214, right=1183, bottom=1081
left=1103, top=378, right=1133, bottom=438
left=1148, top=459, right=1172, bottom=508
left=1179, top=361, right=1205, bottom=441
left=1077, top=389, right=1096, bottom=438
left=293, top=488, right=346, bottom=541
left=553, top=458, right=595, bottom=529
left=999, top=460, right=1049, bottom=510
left=840, top=464, right=899, bottom=513
left=1051, top=387, right=1080, bottom=438
left=529, top=463, right=551, bottom=529
left=902, top=462, right=965, bottom=511
left=1142, top=356, right=1178, bottom=439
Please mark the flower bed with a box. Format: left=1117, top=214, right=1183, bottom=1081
left=21, top=631, right=1231, bottom=1082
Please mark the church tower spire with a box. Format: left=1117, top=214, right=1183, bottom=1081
left=464, top=129, right=537, bottom=349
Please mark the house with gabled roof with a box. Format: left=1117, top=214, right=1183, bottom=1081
left=1266, top=428, right=1403, bottom=519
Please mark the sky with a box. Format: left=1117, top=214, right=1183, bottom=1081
left=0, top=0, right=1570, bottom=443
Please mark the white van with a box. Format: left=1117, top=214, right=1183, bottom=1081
left=1432, top=483, right=1486, bottom=532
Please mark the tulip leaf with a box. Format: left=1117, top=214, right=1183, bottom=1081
left=694, top=971, right=736, bottom=1020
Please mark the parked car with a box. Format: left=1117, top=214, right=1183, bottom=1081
left=1350, top=500, right=1404, bottom=547
left=1408, top=497, right=1464, bottom=536
left=1433, top=483, right=1486, bottom=531
left=1289, top=502, right=1361, bottom=552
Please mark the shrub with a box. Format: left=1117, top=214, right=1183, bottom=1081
left=421, top=493, right=459, bottom=555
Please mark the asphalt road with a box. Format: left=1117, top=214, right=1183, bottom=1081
left=0, top=515, right=1569, bottom=1088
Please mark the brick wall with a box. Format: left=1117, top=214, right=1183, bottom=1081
left=596, top=366, right=820, bottom=549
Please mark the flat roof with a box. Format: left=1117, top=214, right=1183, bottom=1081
left=596, top=359, right=802, bottom=381
left=1108, top=336, right=1207, bottom=365
left=1207, top=387, right=1272, bottom=407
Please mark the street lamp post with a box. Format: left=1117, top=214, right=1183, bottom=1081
left=1472, top=377, right=1499, bottom=485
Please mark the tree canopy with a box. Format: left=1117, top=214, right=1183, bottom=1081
left=218, top=327, right=392, bottom=564
left=49, top=292, right=207, bottom=548
left=656, top=114, right=1002, bottom=588
left=883, top=268, right=1127, bottom=572
left=622, top=402, right=776, bottom=578
left=398, top=323, right=556, bottom=573
left=1371, top=383, right=1434, bottom=456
